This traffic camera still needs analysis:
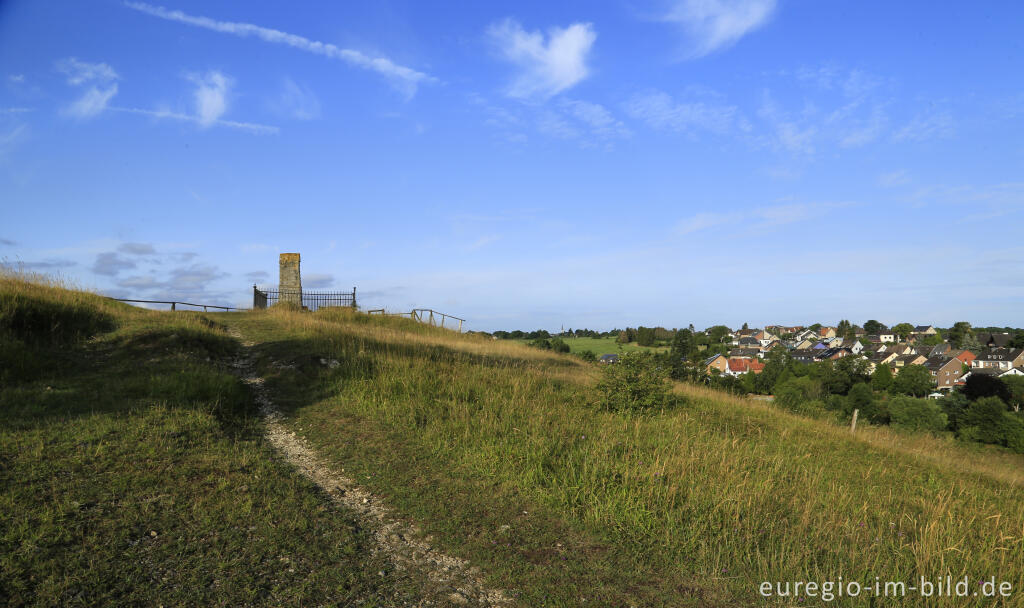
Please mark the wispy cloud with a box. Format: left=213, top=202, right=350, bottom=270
left=111, top=107, right=278, bottom=135
left=624, top=89, right=746, bottom=136
left=56, top=57, right=119, bottom=118
left=118, top=242, right=157, bottom=255
left=0, top=238, right=17, bottom=246
left=125, top=2, right=436, bottom=97
left=275, top=78, right=321, bottom=120
left=487, top=19, right=596, bottom=99
left=677, top=202, right=849, bottom=234
left=878, top=169, right=911, bottom=188
left=663, top=0, right=777, bottom=58
left=892, top=108, right=954, bottom=142
left=0, top=107, right=32, bottom=115
left=92, top=252, right=136, bottom=276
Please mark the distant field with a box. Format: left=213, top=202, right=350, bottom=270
left=518, top=336, right=669, bottom=354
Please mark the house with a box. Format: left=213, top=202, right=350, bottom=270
left=976, top=332, right=1013, bottom=348
left=972, top=348, right=1024, bottom=371
left=598, top=353, right=619, bottom=365
left=914, top=325, right=938, bottom=335
left=893, top=354, right=927, bottom=368
left=928, top=343, right=951, bottom=358
left=728, top=347, right=761, bottom=360
left=952, top=349, right=976, bottom=366
left=794, top=338, right=816, bottom=349
left=795, top=329, right=819, bottom=342
left=790, top=349, right=818, bottom=364
left=727, top=357, right=766, bottom=376
left=924, top=356, right=967, bottom=390
left=818, top=347, right=850, bottom=361
left=812, top=341, right=829, bottom=350
left=844, top=339, right=864, bottom=355
left=737, top=336, right=761, bottom=347
left=703, top=353, right=728, bottom=374
left=878, top=330, right=896, bottom=343
left=818, top=326, right=837, bottom=339
left=852, top=325, right=866, bottom=337
left=959, top=367, right=1024, bottom=383
left=867, top=351, right=899, bottom=367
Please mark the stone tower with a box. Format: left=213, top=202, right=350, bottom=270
left=279, top=253, right=302, bottom=306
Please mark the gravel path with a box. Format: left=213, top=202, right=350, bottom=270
left=227, top=328, right=511, bottom=607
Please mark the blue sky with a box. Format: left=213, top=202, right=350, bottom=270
left=1, top=0, right=1022, bottom=331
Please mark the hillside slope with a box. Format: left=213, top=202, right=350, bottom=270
left=230, top=306, right=1024, bottom=607
left=4, top=274, right=1024, bottom=607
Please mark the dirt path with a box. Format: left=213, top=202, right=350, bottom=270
left=226, top=328, right=511, bottom=607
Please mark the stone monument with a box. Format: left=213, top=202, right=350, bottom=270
left=279, top=252, right=302, bottom=306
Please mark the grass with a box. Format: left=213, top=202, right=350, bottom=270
left=0, top=271, right=421, bottom=606
left=230, top=306, right=1024, bottom=607
left=5, top=273, right=1024, bottom=606
left=518, top=336, right=669, bottom=355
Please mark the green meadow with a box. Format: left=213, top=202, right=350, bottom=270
left=4, top=272, right=1023, bottom=606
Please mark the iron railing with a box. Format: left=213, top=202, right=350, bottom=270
left=366, top=308, right=465, bottom=332
left=109, top=298, right=242, bottom=312
left=253, top=285, right=356, bottom=311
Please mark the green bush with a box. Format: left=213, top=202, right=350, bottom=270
left=889, top=396, right=948, bottom=433
left=960, top=396, right=1011, bottom=446
left=774, top=376, right=821, bottom=412
left=596, top=351, right=672, bottom=412
left=577, top=349, right=597, bottom=362
left=549, top=338, right=571, bottom=353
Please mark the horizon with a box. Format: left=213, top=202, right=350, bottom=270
left=2, top=1, right=1023, bottom=332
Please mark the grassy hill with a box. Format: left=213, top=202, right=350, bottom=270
left=517, top=336, right=669, bottom=355
left=4, top=272, right=1024, bottom=606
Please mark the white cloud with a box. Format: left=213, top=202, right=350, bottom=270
left=55, top=57, right=118, bottom=85
left=111, top=106, right=278, bottom=135
left=677, top=202, right=848, bottom=234
left=56, top=57, right=120, bottom=118
left=892, top=109, right=954, bottom=142
left=8, top=74, right=26, bottom=84
left=277, top=78, right=321, bottom=120
left=65, top=84, right=119, bottom=118
left=624, top=90, right=743, bottom=135
left=559, top=99, right=631, bottom=138
left=487, top=19, right=596, bottom=99
left=187, top=71, right=230, bottom=127
left=878, top=169, right=911, bottom=188
left=125, top=2, right=435, bottom=97
left=664, top=0, right=777, bottom=58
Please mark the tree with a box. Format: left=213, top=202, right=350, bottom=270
left=837, top=319, right=852, bottom=339
left=864, top=320, right=886, bottom=334
left=754, top=348, right=790, bottom=394
left=892, top=323, right=915, bottom=341
left=835, top=355, right=871, bottom=386
left=549, top=338, right=571, bottom=353
left=808, top=323, right=822, bottom=332
left=707, top=325, right=731, bottom=343
left=960, top=396, right=1012, bottom=445
left=892, top=364, right=934, bottom=397
left=920, top=333, right=944, bottom=346
left=1011, top=333, right=1024, bottom=349
left=742, top=322, right=749, bottom=330
left=577, top=350, right=597, bottom=362
left=871, top=364, right=893, bottom=391
left=946, top=321, right=973, bottom=349
left=939, top=391, right=969, bottom=431
left=636, top=326, right=656, bottom=347
left=963, top=374, right=1011, bottom=404
left=1002, top=376, right=1024, bottom=412
left=846, top=382, right=874, bottom=418
left=669, top=329, right=695, bottom=379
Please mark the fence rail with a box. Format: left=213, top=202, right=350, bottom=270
left=253, top=285, right=356, bottom=311
left=109, top=298, right=243, bottom=312
left=367, top=308, right=465, bottom=332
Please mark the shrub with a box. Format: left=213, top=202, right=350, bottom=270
left=871, top=364, right=893, bottom=391
left=889, top=396, right=948, bottom=433
left=596, top=351, right=672, bottom=412
left=960, top=396, right=1011, bottom=445
left=577, top=350, right=597, bottom=362
left=963, top=374, right=1012, bottom=404
left=549, top=338, right=571, bottom=353
left=845, top=383, right=874, bottom=417
left=939, top=391, right=969, bottom=430
left=774, top=376, right=821, bottom=412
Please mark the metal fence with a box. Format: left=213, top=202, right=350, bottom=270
left=366, top=308, right=465, bottom=332
left=109, top=298, right=243, bottom=312
left=253, top=285, right=356, bottom=311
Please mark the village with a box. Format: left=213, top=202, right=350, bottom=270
left=701, top=324, right=1024, bottom=394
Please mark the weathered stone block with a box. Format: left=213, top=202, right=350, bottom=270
left=279, top=253, right=301, bottom=306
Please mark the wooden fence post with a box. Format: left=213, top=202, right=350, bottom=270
left=850, top=409, right=859, bottom=434
left=171, top=302, right=176, bottom=311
